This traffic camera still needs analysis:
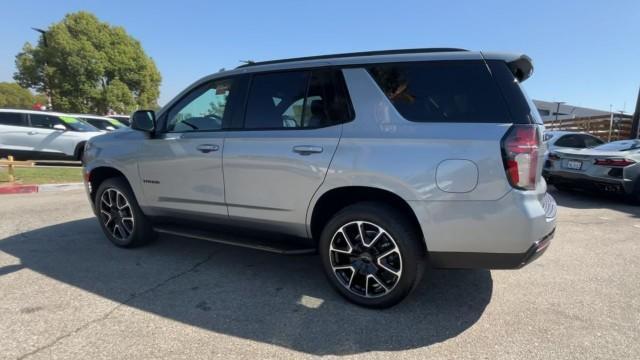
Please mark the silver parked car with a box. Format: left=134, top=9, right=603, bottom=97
left=544, top=139, right=640, bottom=199
left=82, top=48, right=556, bottom=307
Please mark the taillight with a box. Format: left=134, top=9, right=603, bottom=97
left=594, top=158, right=635, bottom=167
left=501, top=125, right=540, bottom=190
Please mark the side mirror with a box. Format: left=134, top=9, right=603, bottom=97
left=53, top=124, right=66, bottom=131
left=131, top=110, right=156, bottom=133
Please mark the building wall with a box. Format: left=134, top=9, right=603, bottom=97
left=533, top=100, right=609, bottom=122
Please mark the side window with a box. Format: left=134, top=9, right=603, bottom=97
left=554, top=135, right=583, bottom=148
left=166, top=78, right=236, bottom=132
left=245, top=71, right=309, bottom=129
left=303, top=69, right=353, bottom=128
left=244, top=69, right=353, bottom=130
left=0, top=112, right=27, bottom=126
left=368, top=61, right=512, bottom=123
left=29, top=114, right=67, bottom=130
left=582, top=135, right=604, bottom=148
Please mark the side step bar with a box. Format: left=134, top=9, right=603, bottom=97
left=153, top=225, right=316, bottom=255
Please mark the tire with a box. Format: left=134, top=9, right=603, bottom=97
left=632, top=181, right=640, bottom=205
left=95, top=177, right=155, bottom=247
left=319, top=202, right=426, bottom=308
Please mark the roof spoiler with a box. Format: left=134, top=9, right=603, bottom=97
left=482, top=52, right=534, bottom=82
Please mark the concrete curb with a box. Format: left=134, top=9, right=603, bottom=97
left=0, top=184, right=39, bottom=195
left=0, top=182, right=84, bottom=195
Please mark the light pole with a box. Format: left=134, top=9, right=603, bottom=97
left=554, top=101, right=565, bottom=129
left=31, top=27, right=52, bottom=110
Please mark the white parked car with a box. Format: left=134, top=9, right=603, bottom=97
left=71, top=114, right=128, bottom=132
left=543, top=131, right=604, bottom=154
left=106, top=114, right=130, bottom=127
left=542, top=130, right=604, bottom=165
left=0, top=109, right=103, bottom=161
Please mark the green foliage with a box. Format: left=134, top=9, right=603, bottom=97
left=0, top=82, right=46, bottom=109
left=14, top=11, right=161, bottom=114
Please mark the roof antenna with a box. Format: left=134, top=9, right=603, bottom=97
left=239, top=60, right=255, bottom=65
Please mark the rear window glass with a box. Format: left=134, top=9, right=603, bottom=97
left=368, top=61, right=512, bottom=123
left=555, top=135, right=585, bottom=148
left=486, top=60, right=539, bottom=124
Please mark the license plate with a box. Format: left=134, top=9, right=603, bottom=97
left=566, top=160, right=582, bottom=170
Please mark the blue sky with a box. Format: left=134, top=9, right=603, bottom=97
left=1, top=0, right=638, bottom=112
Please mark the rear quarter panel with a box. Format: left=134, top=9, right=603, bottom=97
left=315, top=68, right=513, bottom=202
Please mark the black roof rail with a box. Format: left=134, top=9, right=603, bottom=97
left=236, top=48, right=468, bottom=68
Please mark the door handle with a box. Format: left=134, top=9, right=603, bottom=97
left=28, top=131, right=38, bottom=135
left=293, top=145, right=323, bottom=155
left=196, top=144, right=220, bottom=153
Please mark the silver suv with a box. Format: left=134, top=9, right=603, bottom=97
left=83, top=48, right=556, bottom=308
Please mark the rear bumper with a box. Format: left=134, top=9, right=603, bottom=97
left=408, top=189, right=557, bottom=269
left=544, top=169, right=633, bottom=194
left=429, top=228, right=554, bottom=269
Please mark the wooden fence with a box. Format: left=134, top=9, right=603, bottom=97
left=0, top=156, right=35, bottom=182
left=543, top=114, right=635, bottom=141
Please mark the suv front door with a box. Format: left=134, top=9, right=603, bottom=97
left=27, top=113, right=79, bottom=157
left=138, top=77, right=246, bottom=218
left=223, top=69, right=352, bottom=236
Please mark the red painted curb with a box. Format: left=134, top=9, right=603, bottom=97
left=0, top=184, right=39, bottom=194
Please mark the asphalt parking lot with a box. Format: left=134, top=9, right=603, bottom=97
left=1, top=188, right=638, bottom=359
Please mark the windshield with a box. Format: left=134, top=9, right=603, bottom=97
left=59, top=116, right=100, bottom=132
left=594, top=140, right=640, bottom=151
left=81, top=117, right=126, bottom=130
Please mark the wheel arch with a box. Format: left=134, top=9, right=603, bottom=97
left=88, top=166, right=134, bottom=204
left=308, top=186, right=427, bottom=253
left=73, top=141, right=86, bottom=160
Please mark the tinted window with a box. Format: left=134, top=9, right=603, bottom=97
left=555, top=135, right=585, bottom=148
left=304, top=70, right=353, bottom=127
left=244, top=69, right=352, bottom=130
left=581, top=135, right=604, bottom=148
left=368, top=61, right=512, bottom=123
left=245, top=71, right=309, bottom=129
left=30, top=114, right=67, bottom=129
left=62, top=117, right=99, bottom=132
left=84, top=118, right=126, bottom=130
left=167, top=78, right=236, bottom=132
left=486, top=60, right=539, bottom=124
left=29, top=114, right=96, bottom=132
left=0, top=112, right=27, bottom=126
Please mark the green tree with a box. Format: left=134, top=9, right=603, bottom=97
left=0, top=82, right=47, bottom=109
left=14, top=11, right=161, bottom=114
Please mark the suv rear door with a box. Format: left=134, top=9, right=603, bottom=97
left=222, top=69, right=352, bottom=236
